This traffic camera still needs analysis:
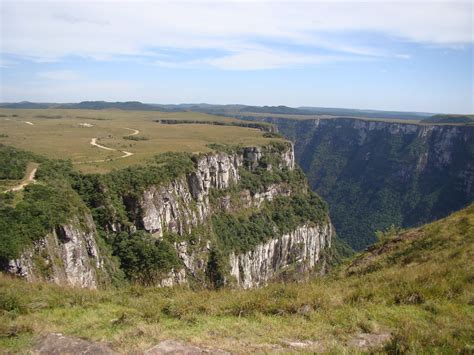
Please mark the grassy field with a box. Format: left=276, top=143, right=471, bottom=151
left=0, top=109, right=280, bottom=174
left=1, top=204, right=472, bottom=353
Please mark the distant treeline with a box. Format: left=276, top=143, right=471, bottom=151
left=154, top=119, right=277, bottom=133
left=422, top=114, right=474, bottom=124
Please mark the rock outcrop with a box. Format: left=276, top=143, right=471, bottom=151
left=136, top=144, right=307, bottom=287
left=7, top=213, right=103, bottom=289
left=229, top=222, right=333, bottom=288
left=139, top=146, right=295, bottom=238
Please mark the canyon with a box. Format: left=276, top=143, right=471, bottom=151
left=240, top=116, right=474, bottom=249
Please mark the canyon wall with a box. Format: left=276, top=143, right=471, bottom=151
left=242, top=116, right=474, bottom=249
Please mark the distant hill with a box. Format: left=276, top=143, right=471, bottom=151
left=0, top=101, right=52, bottom=109
left=0, top=101, right=439, bottom=121
left=56, top=101, right=170, bottom=111
left=422, top=114, right=474, bottom=124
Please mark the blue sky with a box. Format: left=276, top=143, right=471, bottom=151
left=1, top=0, right=472, bottom=113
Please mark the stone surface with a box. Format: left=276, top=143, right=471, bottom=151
left=229, top=223, right=333, bottom=288
left=346, top=332, right=392, bottom=350
left=8, top=213, right=103, bottom=289
left=145, top=340, right=229, bottom=354
left=34, top=333, right=114, bottom=354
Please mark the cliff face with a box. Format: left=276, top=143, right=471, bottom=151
left=229, top=222, right=332, bottom=288
left=5, top=142, right=333, bottom=289
left=139, top=147, right=294, bottom=236
left=243, top=116, right=474, bottom=250
left=132, top=144, right=330, bottom=287
left=7, top=213, right=104, bottom=289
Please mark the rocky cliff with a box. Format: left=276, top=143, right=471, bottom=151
left=130, top=143, right=330, bottom=287
left=4, top=141, right=333, bottom=288
left=7, top=213, right=104, bottom=289
left=240, top=116, right=474, bottom=250
left=230, top=222, right=332, bottom=288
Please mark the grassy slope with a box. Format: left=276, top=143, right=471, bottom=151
left=0, top=109, right=280, bottom=174
left=1, top=204, right=472, bottom=353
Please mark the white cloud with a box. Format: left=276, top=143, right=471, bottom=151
left=0, top=57, right=16, bottom=68
left=206, top=49, right=344, bottom=70
left=0, top=0, right=472, bottom=69
left=37, top=70, right=80, bottom=80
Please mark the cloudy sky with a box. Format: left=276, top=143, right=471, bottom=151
left=1, top=0, right=472, bottom=113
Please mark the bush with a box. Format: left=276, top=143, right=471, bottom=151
left=0, top=145, right=40, bottom=180
left=111, top=231, right=181, bottom=285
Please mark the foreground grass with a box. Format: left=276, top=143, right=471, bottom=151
left=1, top=204, right=473, bottom=353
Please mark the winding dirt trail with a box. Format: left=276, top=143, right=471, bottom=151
left=123, top=127, right=139, bottom=136
left=5, top=164, right=38, bottom=192
left=82, top=127, right=139, bottom=164
left=90, top=138, right=115, bottom=151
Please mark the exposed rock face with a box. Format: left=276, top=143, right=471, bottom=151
left=188, top=152, right=243, bottom=220
left=136, top=145, right=303, bottom=287
left=139, top=146, right=295, bottom=237
left=141, top=178, right=198, bottom=238
left=7, top=214, right=103, bottom=289
left=229, top=222, right=333, bottom=288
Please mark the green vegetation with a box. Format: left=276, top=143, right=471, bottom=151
left=123, top=135, right=149, bottom=141
left=0, top=204, right=472, bottom=353
left=111, top=231, right=180, bottom=286
left=212, top=193, right=327, bottom=254
left=34, top=115, right=62, bottom=119
left=0, top=145, right=40, bottom=180
left=0, top=183, right=85, bottom=267
left=155, top=119, right=275, bottom=133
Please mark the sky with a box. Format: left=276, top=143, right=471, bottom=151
left=0, top=0, right=473, bottom=113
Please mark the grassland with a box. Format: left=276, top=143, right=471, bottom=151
left=1, top=204, right=472, bottom=353
left=0, top=109, right=280, bottom=174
